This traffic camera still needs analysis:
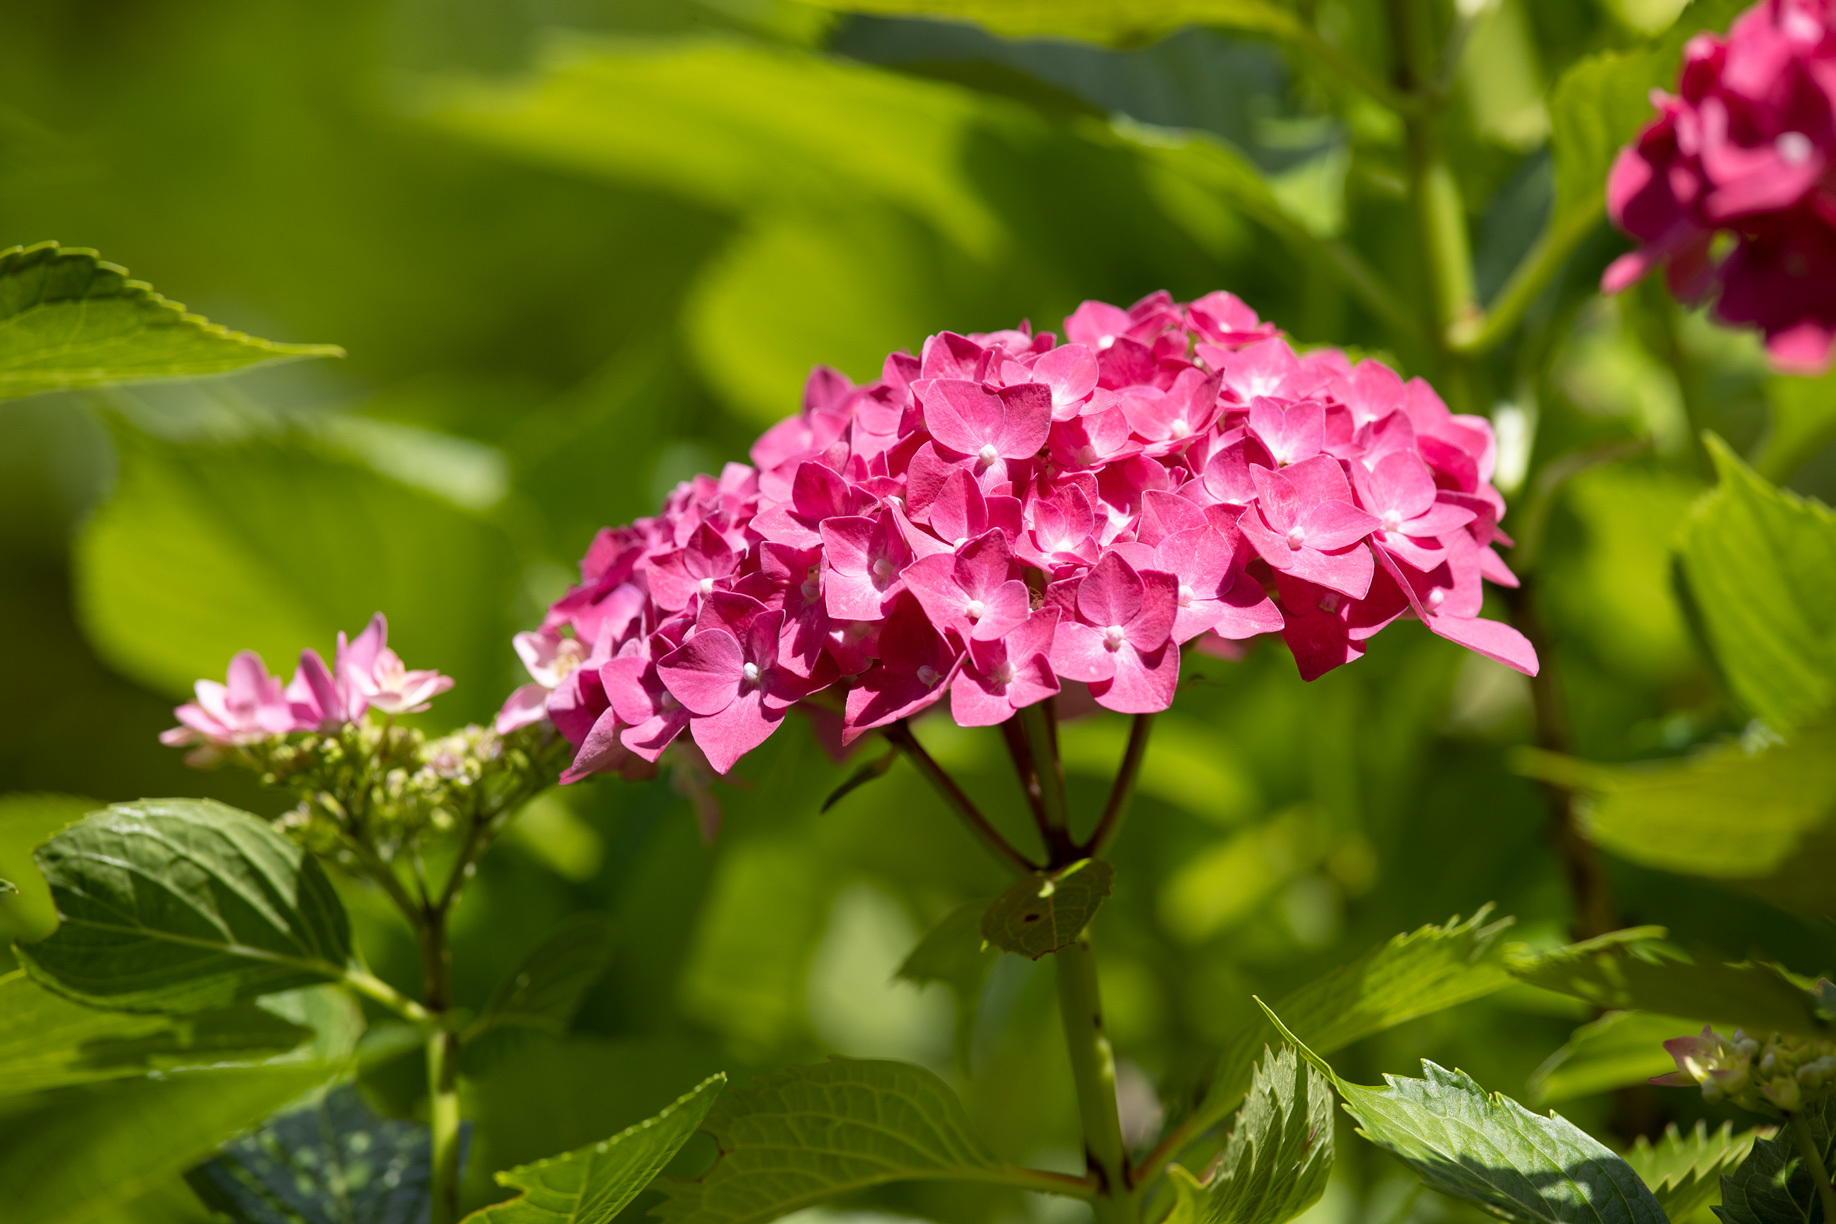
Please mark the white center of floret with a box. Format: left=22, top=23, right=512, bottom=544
left=965, top=598, right=986, bottom=621
left=991, top=661, right=1015, bottom=686
left=1103, top=624, right=1127, bottom=651
left=977, top=443, right=1000, bottom=466
left=870, top=557, right=894, bottom=581
left=741, top=662, right=761, bottom=684
left=1171, top=417, right=1189, bottom=435
left=1177, top=583, right=1195, bottom=607
left=916, top=665, right=939, bottom=687
left=1381, top=510, right=1403, bottom=534
left=1426, top=588, right=1446, bottom=610
left=1779, top=131, right=1814, bottom=164
left=1285, top=525, right=1307, bottom=550
left=698, top=577, right=715, bottom=597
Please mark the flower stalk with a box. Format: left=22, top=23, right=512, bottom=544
left=1789, top=1111, right=1836, bottom=1224
left=1056, top=933, right=1135, bottom=1223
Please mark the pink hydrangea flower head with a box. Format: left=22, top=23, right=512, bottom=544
left=1605, top=0, right=1836, bottom=371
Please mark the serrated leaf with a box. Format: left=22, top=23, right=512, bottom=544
left=654, top=1057, right=1003, bottom=1224
left=1624, top=1122, right=1768, bottom=1221
left=1508, top=929, right=1828, bottom=1040
left=468, top=916, right=615, bottom=1043
left=1717, top=1096, right=1835, bottom=1224
left=1513, top=727, right=1836, bottom=887
left=0, top=1062, right=337, bottom=1224
left=1204, top=909, right=1517, bottom=1121
left=1165, top=1045, right=1334, bottom=1224
left=1677, top=437, right=1836, bottom=731
left=980, top=858, right=1114, bottom=959
left=1259, top=1003, right=1667, bottom=1224
left=794, top=0, right=1303, bottom=46
left=0, top=971, right=313, bottom=1098
left=1528, top=1011, right=1702, bottom=1106
left=186, top=1083, right=452, bottom=1224
left=16, top=799, right=353, bottom=1013
left=0, top=241, right=340, bottom=399
left=466, top=1073, right=725, bottom=1224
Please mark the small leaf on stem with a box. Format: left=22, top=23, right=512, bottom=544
left=980, top=858, right=1114, bottom=960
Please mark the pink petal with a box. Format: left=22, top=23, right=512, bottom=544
left=1076, top=551, right=1146, bottom=628
left=657, top=628, right=745, bottom=716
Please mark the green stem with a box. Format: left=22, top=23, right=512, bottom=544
left=1016, top=702, right=1075, bottom=864
left=1789, top=1111, right=1836, bottom=1224
left=1265, top=12, right=1422, bottom=117
left=886, top=721, right=1038, bottom=875
left=1084, top=714, right=1153, bottom=859
left=418, top=905, right=462, bottom=1224
left=341, top=965, right=434, bottom=1026
left=1055, top=934, right=1135, bottom=1223
left=1449, top=203, right=1602, bottom=354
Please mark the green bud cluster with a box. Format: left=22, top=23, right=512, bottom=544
left=1667, top=1027, right=1836, bottom=1114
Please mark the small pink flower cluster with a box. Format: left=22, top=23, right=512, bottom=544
left=503, top=291, right=1536, bottom=778
left=1606, top=0, right=1836, bottom=371
left=162, top=614, right=452, bottom=758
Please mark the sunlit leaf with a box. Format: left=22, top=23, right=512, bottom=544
left=1718, top=1096, right=1835, bottom=1224
left=0, top=793, right=94, bottom=942
left=1624, top=1121, right=1768, bottom=1221
left=980, top=858, right=1114, bottom=960
left=1528, top=1011, right=1701, bottom=1106
left=1676, top=437, right=1836, bottom=731
left=1165, top=1045, right=1334, bottom=1224
left=466, top=1073, right=724, bottom=1224
left=16, top=799, right=353, bottom=1013
left=0, top=242, right=341, bottom=400
left=653, top=1058, right=1004, bottom=1224
left=798, top=0, right=1307, bottom=46
left=1260, top=1003, right=1667, bottom=1224
left=187, top=1084, right=446, bottom=1224
left=1507, top=929, right=1828, bottom=1039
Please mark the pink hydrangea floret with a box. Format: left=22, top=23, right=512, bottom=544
left=1605, top=0, right=1836, bottom=371
left=501, top=290, right=1537, bottom=780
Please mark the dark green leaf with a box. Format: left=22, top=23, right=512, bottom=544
left=820, top=747, right=898, bottom=814
left=1625, top=1121, right=1768, bottom=1221
left=980, top=858, right=1114, bottom=959
left=16, top=799, right=353, bottom=1013
left=1717, top=1097, right=1835, bottom=1224
left=187, top=1083, right=451, bottom=1224
left=0, top=1062, right=337, bottom=1224
left=466, top=1073, right=724, bottom=1224
left=1165, top=1045, right=1335, bottom=1224
left=1260, top=1002, right=1667, bottom=1224
left=0, top=242, right=340, bottom=400
left=1756, top=369, right=1836, bottom=484
left=1528, top=1011, right=1702, bottom=1106
left=897, top=900, right=994, bottom=993
left=1508, top=929, right=1829, bottom=1039
left=795, top=0, right=1304, bottom=47
left=0, top=971, right=315, bottom=1098
left=1677, top=437, right=1836, bottom=731
left=653, top=1058, right=1004, bottom=1224
left=468, top=916, right=615, bottom=1043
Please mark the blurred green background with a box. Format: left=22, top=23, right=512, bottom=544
left=2, top=1, right=1833, bottom=1221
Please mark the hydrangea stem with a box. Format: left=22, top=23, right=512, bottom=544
left=1085, top=714, right=1152, bottom=859
left=419, top=908, right=462, bottom=1224
left=1055, top=934, right=1136, bottom=1223
left=1789, top=1111, right=1836, bottom=1224
left=1016, top=702, right=1076, bottom=864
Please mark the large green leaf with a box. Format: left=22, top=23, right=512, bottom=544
left=654, top=1058, right=1008, bottom=1224
left=0, top=971, right=313, bottom=1098
left=466, top=1073, right=725, bottom=1224
left=1528, top=1011, right=1702, bottom=1106
left=186, top=1083, right=440, bottom=1224
left=1201, top=910, right=1517, bottom=1124
left=1624, top=1122, right=1767, bottom=1222
left=0, top=242, right=340, bottom=400
left=0, top=793, right=92, bottom=942
left=1263, top=1005, right=1667, bottom=1224
left=1717, top=1096, right=1835, bottom=1224
left=16, top=799, right=353, bottom=1013
left=1507, top=930, right=1828, bottom=1039
left=467, top=916, right=616, bottom=1043
left=1165, top=1045, right=1334, bottom=1224
left=1677, top=437, right=1836, bottom=730
left=796, top=0, right=1304, bottom=46
left=1512, top=726, right=1836, bottom=884
left=980, top=858, right=1114, bottom=960
left=0, top=1062, right=337, bottom=1224
left=74, top=429, right=521, bottom=719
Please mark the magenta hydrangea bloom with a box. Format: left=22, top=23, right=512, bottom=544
left=512, top=290, right=1535, bottom=779
left=1605, top=0, right=1836, bottom=371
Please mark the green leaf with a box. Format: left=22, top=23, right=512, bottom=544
left=468, top=916, right=616, bottom=1042
left=0, top=793, right=95, bottom=942
left=1260, top=1003, right=1668, bottom=1224
left=1677, top=437, right=1836, bottom=730
left=0, top=241, right=341, bottom=400
left=0, top=877, right=13, bottom=895
left=794, top=0, right=1304, bottom=46
left=820, top=747, right=898, bottom=813
left=897, top=900, right=995, bottom=993
left=1165, top=1045, right=1334, bottom=1224
left=1624, top=1121, right=1768, bottom=1221
left=186, top=1083, right=444, bottom=1224
left=0, top=970, right=316, bottom=1098
left=1511, top=726, right=1836, bottom=884
left=73, top=430, right=521, bottom=721
left=653, top=1057, right=1007, bottom=1224
left=16, top=799, right=353, bottom=1013
left=1717, top=1096, right=1835, bottom=1224
left=1507, top=929, right=1829, bottom=1040
left=466, top=1073, right=725, bottom=1224
left=1528, top=1011, right=1702, bottom=1106
left=1203, top=909, right=1517, bottom=1124
left=0, top=1062, right=338, bottom=1224
left=980, top=858, right=1114, bottom=960
left=1756, top=369, right=1836, bottom=484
